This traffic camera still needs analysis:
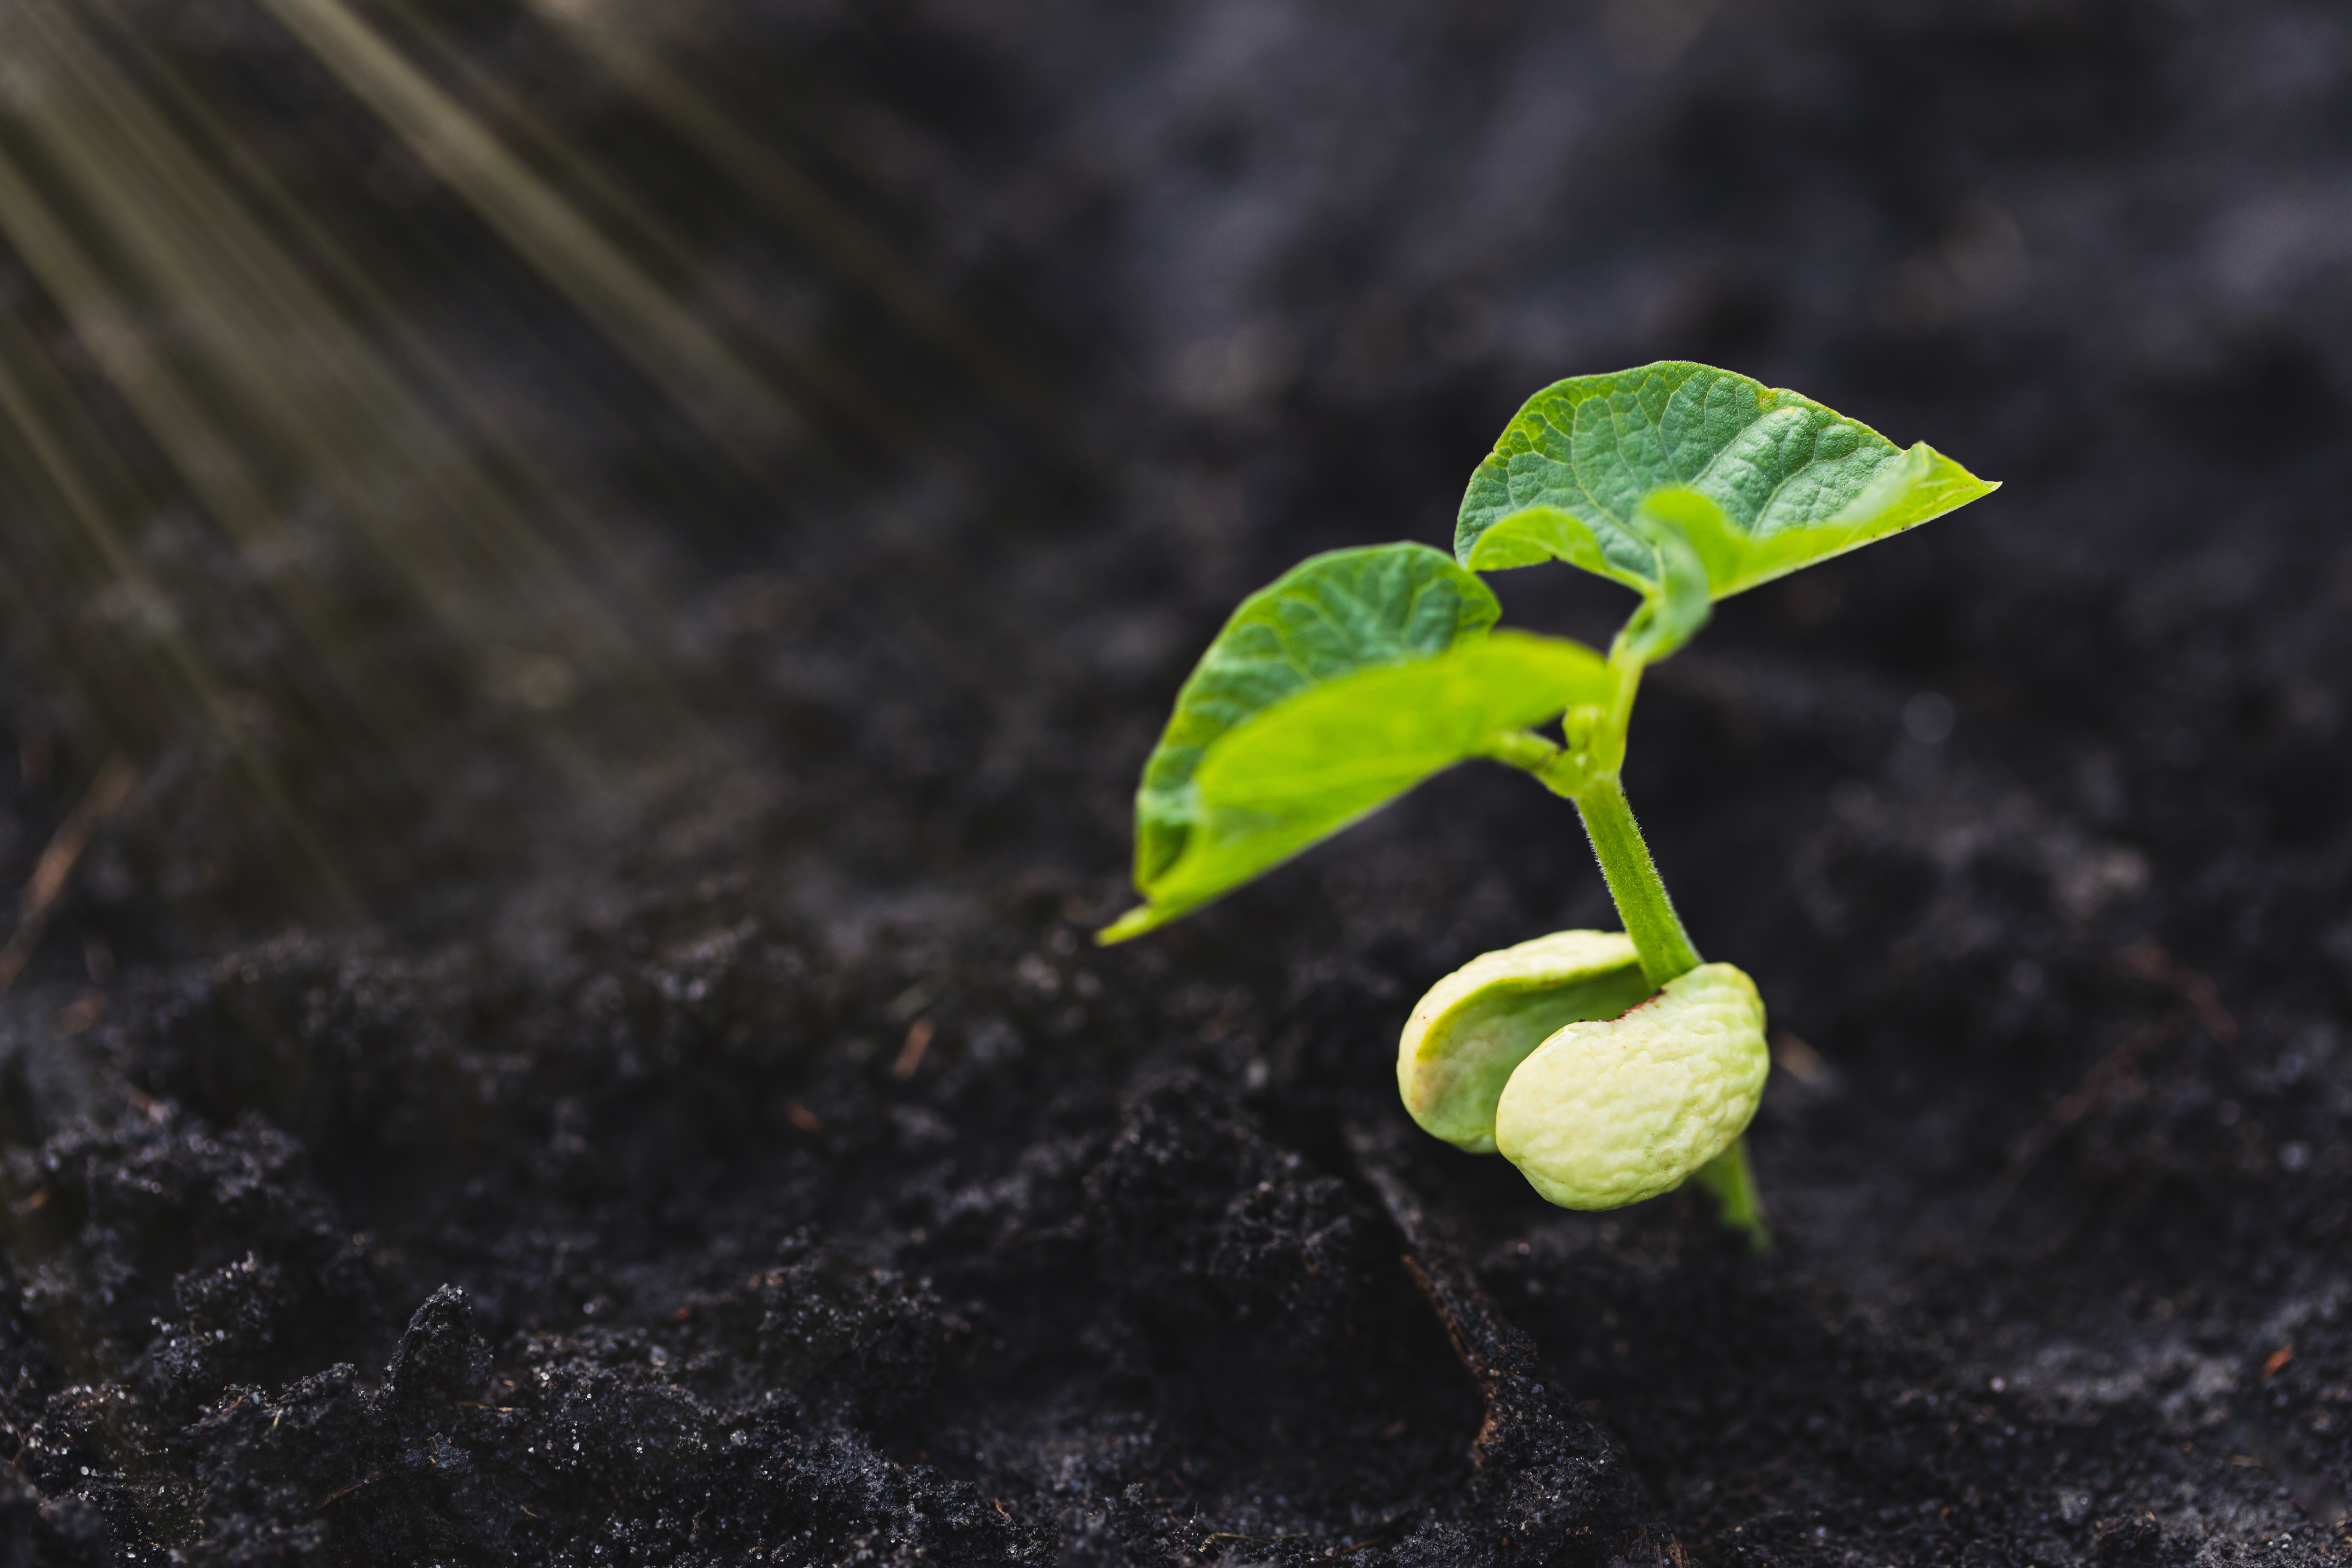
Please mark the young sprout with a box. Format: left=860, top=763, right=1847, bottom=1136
left=1100, top=362, right=1996, bottom=1247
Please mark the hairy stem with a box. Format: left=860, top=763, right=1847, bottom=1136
left=1571, top=771, right=1701, bottom=991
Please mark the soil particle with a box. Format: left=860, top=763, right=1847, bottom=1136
left=2, top=0, right=2351, bottom=1563
left=0, top=1465, right=111, bottom=1568
left=384, top=1286, right=492, bottom=1405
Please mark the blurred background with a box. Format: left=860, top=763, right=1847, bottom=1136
left=2, top=0, right=2347, bottom=967
left=2, top=0, right=2350, bottom=1560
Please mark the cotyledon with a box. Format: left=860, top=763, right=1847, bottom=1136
left=1396, top=929, right=1769, bottom=1210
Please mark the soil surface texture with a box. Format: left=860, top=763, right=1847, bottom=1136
left=2, top=1, right=2351, bottom=1564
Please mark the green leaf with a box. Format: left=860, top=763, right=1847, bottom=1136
left=1613, top=500, right=1713, bottom=664
left=1128, top=544, right=1501, bottom=893
left=1101, top=630, right=1611, bottom=942
left=1456, top=361, right=1997, bottom=601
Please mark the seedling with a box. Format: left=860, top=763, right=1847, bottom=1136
left=1100, top=362, right=1995, bottom=1246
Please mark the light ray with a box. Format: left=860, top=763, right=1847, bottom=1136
left=520, top=0, right=1052, bottom=419
left=254, top=0, right=806, bottom=470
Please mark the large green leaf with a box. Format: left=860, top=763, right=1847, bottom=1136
left=1129, top=544, right=1500, bottom=892
left=1456, top=362, right=1997, bottom=602
left=1101, top=630, right=1611, bottom=942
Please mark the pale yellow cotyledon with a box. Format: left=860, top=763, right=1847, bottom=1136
left=1398, top=932, right=1768, bottom=1210
left=1396, top=930, right=1650, bottom=1154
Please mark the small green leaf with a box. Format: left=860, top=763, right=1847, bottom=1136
left=1129, top=544, right=1500, bottom=893
left=1457, top=362, right=1997, bottom=601
left=1102, top=630, right=1611, bottom=942
left=1613, top=499, right=1713, bottom=664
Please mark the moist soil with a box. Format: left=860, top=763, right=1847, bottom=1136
left=2, top=1, right=2351, bottom=1564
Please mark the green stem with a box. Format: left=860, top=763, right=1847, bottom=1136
left=1572, top=770, right=1771, bottom=1252
left=1482, top=659, right=1774, bottom=1250
left=1571, top=771, right=1701, bottom=991
left=1693, top=1140, right=1771, bottom=1254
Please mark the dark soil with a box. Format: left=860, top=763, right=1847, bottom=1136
left=2, top=1, right=2350, bottom=1563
